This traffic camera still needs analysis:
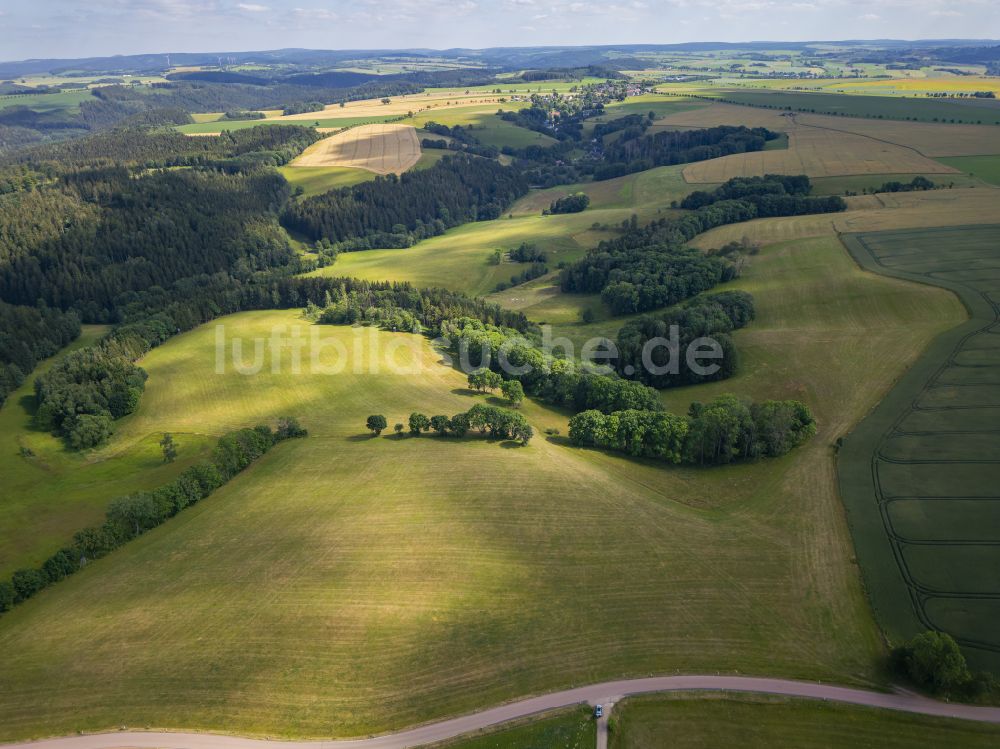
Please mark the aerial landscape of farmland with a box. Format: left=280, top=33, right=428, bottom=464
left=1, top=6, right=1000, bottom=748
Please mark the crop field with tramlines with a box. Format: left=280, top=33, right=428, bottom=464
left=839, top=225, right=1000, bottom=674
left=291, top=123, right=421, bottom=174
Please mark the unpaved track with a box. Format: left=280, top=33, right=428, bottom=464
left=5, top=676, right=1000, bottom=749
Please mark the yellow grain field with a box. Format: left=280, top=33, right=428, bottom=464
left=682, top=123, right=958, bottom=183
left=291, top=124, right=421, bottom=175
left=277, top=90, right=507, bottom=122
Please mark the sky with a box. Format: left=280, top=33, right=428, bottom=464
left=0, top=0, right=997, bottom=62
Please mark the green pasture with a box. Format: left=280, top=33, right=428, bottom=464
left=839, top=225, right=1000, bottom=672
left=0, top=326, right=215, bottom=578
left=937, top=155, right=1000, bottom=186
left=278, top=165, right=374, bottom=198
left=0, top=88, right=93, bottom=113
left=405, top=107, right=557, bottom=150
left=809, top=173, right=987, bottom=195
left=610, top=694, right=1000, bottom=748
left=445, top=708, right=594, bottom=748
left=0, top=203, right=974, bottom=738
left=0, top=291, right=912, bottom=739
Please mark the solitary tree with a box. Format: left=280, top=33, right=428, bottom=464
left=394, top=422, right=405, bottom=437
left=160, top=433, right=177, bottom=463
left=430, top=415, right=450, bottom=435
left=501, top=379, right=524, bottom=407
left=366, top=414, right=388, bottom=436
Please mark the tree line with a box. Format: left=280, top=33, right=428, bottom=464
left=569, top=393, right=816, bottom=466
left=368, top=404, right=533, bottom=444
left=0, top=301, right=80, bottom=408
left=281, top=154, right=529, bottom=248
left=0, top=418, right=307, bottom=615
left=615, top=290, right=755, bottom=389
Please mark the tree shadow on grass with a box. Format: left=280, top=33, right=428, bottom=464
left=344, top=433, right=379, bottom=442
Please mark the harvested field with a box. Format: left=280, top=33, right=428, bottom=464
left=291, top=123, right=421, bottom=175
left=682, top=123, right=957, bottom=183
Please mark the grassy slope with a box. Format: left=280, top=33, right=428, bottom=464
left=610, top=694, right=1000, bottom=748
left=277, top=165, right=374, bottom=198
left=0, top=218, right=966, bottom=738
left=0, top=326, right=216, bottom=578
left=319, top=164, right=698, bottom=300
left=443, top=708, right=594, bottom=749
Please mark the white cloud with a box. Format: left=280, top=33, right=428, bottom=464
left=237, top=3, right=269, bottom=11
left=859, top=12, right=880, bottom=20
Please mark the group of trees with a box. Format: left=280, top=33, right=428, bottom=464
left=546, top=192, right=590, bottom=214
left=569, top=393, right=816, bottom=466
left=615, top=291, right=755, bottom=388
left=507, top=242, right=548, bottom=263
left=876, top=176, right=936, bottom=193
left=890, top=631, right=998, bottom=701
left=281, top=155, right=529, bottom=248
left=466, top=368, right=524, bottom=406
left=442, top=316, right=662, bottom=415
left=367, top=404, right=532, bottom=444
left=595, top=125, right=776, bottom=181
left=0, top=418, right=307, bottom=615
left=680, top=174, right=847, bottom=217
left=33, top=338, right=148, bottom=448
left=0, top=302, right=81, bottom=407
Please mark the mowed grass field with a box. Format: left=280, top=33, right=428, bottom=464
left=610, top=694, right=1000, bottom=748
left=0, top=326, right=216, bottom=578
left=277, top=165, right=374, bottom=198
left=0, top=205, right=972, bottom=739
left=445, top=708, right=594, bottom=749
left=291, top=123, right=421, bottom=175
left=838, top=225, right=1000, bottom=673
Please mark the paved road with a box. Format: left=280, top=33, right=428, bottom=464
left=5, top=676, right=1000, bottom=749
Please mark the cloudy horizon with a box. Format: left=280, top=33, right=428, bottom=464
left=1, top=0, right=997, bottom=62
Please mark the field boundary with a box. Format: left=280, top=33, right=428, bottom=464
left=838, top=226, right=1000, bottom=667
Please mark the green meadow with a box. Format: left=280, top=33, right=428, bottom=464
left=278, top=165, right=374, bottom=198
left=610, top=694, right=1000, bottom=748
left=0, top=202, right=968, bottom=738
left=937, top=154, right=1000, bottom=186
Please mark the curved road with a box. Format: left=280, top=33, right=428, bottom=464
left=5, top=676, right=1000, bottom=749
